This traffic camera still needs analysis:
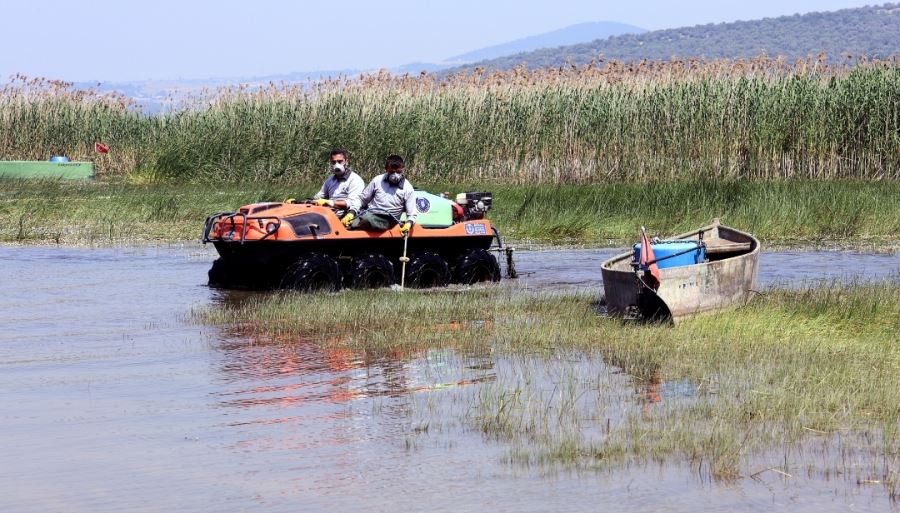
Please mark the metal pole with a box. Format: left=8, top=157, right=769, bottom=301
left=399, top=233, right=410, bottom=290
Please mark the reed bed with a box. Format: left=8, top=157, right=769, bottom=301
left=1, top=179, right=896, bottom=246
left=2, top=56, right=898, bottom=182
left=193, top=281, right=899, bottom=493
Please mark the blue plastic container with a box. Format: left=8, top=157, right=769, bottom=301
left=633, top=240, right=706, bottom=270
left=49, top=155, right=70, bottom=163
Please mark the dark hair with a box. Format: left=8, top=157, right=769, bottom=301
left=385, top=154, right=404, bottom=170
left=330, top=148, right=348, bottom=160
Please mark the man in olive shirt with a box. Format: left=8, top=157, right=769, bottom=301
left=344, top=154, right=416, bottom=234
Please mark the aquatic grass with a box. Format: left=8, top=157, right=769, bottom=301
left=194, top=280, right=900, bottom=492
left=1, top=179, right=897, bottom=246
left=201, top=287, right=585, bottom=355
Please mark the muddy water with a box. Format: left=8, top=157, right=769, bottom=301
left=1, top=245, right=897, bottom=513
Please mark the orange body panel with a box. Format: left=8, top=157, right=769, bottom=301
left=206, top=202, right=495, bottom=243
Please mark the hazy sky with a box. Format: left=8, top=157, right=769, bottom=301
left=0, top=0, right=879, bottom=81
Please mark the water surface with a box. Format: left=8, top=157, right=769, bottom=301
left=1, top=245, right=896, bottom=512
left=509, top=247, right=900, bottom=291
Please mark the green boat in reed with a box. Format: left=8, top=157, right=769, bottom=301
left=0, top=161, right=94, bottom=180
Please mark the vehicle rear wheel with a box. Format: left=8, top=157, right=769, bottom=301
left=405, top=251, right=451, bottom=289
left=453, top=248, right=501, bottom=284
left=282, top=253, right=342, bottom=292
left=347, top=253, right=396, bottom=289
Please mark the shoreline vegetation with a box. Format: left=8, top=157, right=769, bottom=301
left=193, top=282, right=899, bottom=494
left=3, top=57, right=896, bottom=248
left=1, top=57, right=898, bottom=183
left=1, top=179, right=897, bottom=248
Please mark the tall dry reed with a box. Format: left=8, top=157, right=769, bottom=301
left=1, top=55, right=898, bottom=182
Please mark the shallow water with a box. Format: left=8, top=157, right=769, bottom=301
left=509, top=247, right=900, bottom=292
left=1, top=245, right=897, bottom=513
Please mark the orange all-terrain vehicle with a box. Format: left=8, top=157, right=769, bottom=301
left=202, top=191, right=516, bottom=290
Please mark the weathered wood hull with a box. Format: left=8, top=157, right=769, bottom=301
left=601, top=223, right=760, bottom=323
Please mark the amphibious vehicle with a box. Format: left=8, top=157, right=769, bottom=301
left=202, top=191, right=515, bottom=290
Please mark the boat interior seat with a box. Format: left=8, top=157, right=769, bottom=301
left=704, top=241, right=752, bottom=254
left=704, top=241, right=753, bottom=261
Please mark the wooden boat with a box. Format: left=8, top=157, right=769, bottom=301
left=601, top=220, right=760, bottom=323
left=0, top=161, right=93, bottom=180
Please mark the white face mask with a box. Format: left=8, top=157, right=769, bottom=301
left=331, top=163, right=346, bottom=176
left=387, top=172, right=403, bottom=185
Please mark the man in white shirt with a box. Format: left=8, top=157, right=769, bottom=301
left=290, top=149, right=364, bottom=220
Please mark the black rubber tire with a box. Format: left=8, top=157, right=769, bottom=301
left=453, top=248, right=501, bottom=284
left=208, top=258, right=242, bottom=288
left=347, top=253, right=396, bottom=289
left=282, top=253, right=343, bottom=292
left=404, top=251, right=451, bottom=289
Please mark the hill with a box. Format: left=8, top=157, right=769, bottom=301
left=457, top=3, right=900, bottom=70
left=445, top=21, right=646, bottom=63
left=68, top=21, right=645, bottom=108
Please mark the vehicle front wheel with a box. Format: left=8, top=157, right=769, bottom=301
left=208, top=258, right=243, bottom=288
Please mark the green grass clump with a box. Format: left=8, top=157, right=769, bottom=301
left=1, top=179, right=897, bottom=246
left=194, top=281, right=899, bottom=488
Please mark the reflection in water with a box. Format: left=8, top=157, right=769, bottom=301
left=207, top=288, right=499, bottom=416
left=212, top=329, right=496, bottom=423
left=631, top=368, right=699, bottom=418
left=638, top=370, right=662, bottom=417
